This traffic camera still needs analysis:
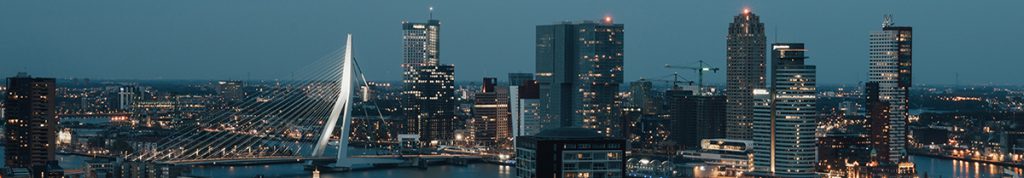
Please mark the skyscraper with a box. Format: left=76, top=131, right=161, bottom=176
left=866, top=82, right=892, bottom=162
left=472, top=78, right=511, bottom=150
left=401, top=17, right=458, bottom=144
left=752, top=43, right=817, bottom=177
left=402, top=19, right=440, bottom=67
left=5, top=73, right=57, bottom=174
left=508, top=73, right=534, bottom=87
left=625, top=80, right=659, bottom=115
left=726, top=9, right=767, bottom=140
left=402, top=64, right=457, bottom=144
left=666, top=89, right=727, bottom=149
left=510, top=80, right=544, bottom=137
left=514, top=128, right=626, bottom=178
left=868, top=15, right=912, bottom=163
left=536, top=18, right=624, bottom=138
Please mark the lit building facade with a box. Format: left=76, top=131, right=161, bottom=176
left=536, top=19, right=625, bottom=138
left=868, top=15, right=912, bottom=163
left=402, top=64, right=457, bottom=144
left=511, top=80, right=544, bottom=138
left=680, top=139, right=755, bottom=177
left=400, top=18, right=459, bottom=144
left=472, top=78, right=511, bottom=150
left=4, top=73, right=58, bottom=174
left=752, top=43, right=817, bottom=177
left=725, top=9, right=767, bottom=140
left=515, top=128, right=626, bottom=178
left=625, top=80, right=659, bottom=115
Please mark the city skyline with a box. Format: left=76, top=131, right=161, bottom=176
left=2, top=1, right=1022, bottom=85
left=3, top=1, right=1024, bottom=178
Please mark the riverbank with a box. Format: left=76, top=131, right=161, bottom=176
left=911, top=151, right=1024, bottom=168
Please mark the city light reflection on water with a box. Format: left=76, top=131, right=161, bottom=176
left=913, top=155, right=1021, bottom=178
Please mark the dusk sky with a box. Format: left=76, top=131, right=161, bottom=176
left=1, top=0, right=1021, bottom=85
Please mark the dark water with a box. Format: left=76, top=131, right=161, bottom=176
left=911, top=155, right=1022, bottom=178
left=188, top=163, right=514, bottom=178
left=2, top=150, right=1017, bottom=177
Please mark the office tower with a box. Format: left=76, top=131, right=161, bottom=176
left=514, top=128, right=626, bottom=178
left=866, top=82, right=891, bottom=162
left=725, top=9, right=766, bottom=140
left=752, top=43, right=816, bottom=177
left=536, top=18, right=625, bottom=138
left=508, top=73, right=534, bottom=87
left=5, top=73, right=57, bottom=174
left=401, top=19, right=441, bottom=67
left=400, top=17, right=459, bottom=144
left=402, top=64, right=457, bottom=144
left=511, top=80, right=544, bottom=138
left=666, top=89, right=727, bottom=149
left=216, top=80, right=244, bottom=102
left=625, top=80, right=659, bottom=115
left=472, top=78, right=511, bottom=150
left=868, top=15, right=912, bottom=163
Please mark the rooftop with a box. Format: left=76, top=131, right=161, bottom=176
left=533, top=127, right=607, bottom=139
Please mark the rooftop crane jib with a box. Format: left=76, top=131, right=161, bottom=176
left=664, top=60, right=720, bottom=91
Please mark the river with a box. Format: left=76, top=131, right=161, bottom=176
left=184, top=155, right=1018, bottom=178
left=2, top=150, right=1019, bottom=177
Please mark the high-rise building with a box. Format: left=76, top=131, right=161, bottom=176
left=514, top=128, right=626, bottom=178
left=508, top=73, right=534, bottom=87
left=472, top=78, right=511, bottom=150
left=511, top=80, right=544, bottom=138
left=725, top=9, right=766, bottom=140
left=400, top=17, right=459, bottom=145
left=868, top=15, right=912, bottom=163
left=666, top=89, right=727, bottom=149
left=625, top=80, right=659, bottom=115
left=866, top=82, right=892, bottom=163
left=752, top=43, right=817, bottom=177
left=402, top=64, right=457, bottom=144
left=401, top=19, right=441, bottom=67
left=536, top=18, right=625, bottom=138
left=4, top=73, right=58, bottom=174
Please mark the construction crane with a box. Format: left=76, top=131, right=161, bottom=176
left=664, top=60, right=720, bottom=91
left=645, top=73, right=693, bottom=90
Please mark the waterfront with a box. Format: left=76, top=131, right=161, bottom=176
left=0, top=149, right=1019, bottom=177
left=183, top=155, right=1021, bottom=177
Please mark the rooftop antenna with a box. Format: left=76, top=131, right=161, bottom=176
left=883, top=14, right=894, bottom=27
left=429, top=6, right=434, bottom=20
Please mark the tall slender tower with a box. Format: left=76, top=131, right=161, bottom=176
left=4, top=73, right=57, bottom=174
left=868, top=15, right=912, bottom=163
left=401, top=15, right=457, bottom=144
left=536, top=18, right=625, bottom=138
left=752, top=43, right=817, bottom=177
left=725, top=8, right=766, bottom=140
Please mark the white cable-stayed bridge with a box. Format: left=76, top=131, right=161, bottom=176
left=126, top=34, right=482, bottom=171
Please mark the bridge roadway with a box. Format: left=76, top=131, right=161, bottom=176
left=161, top=154, right=485, bottom=165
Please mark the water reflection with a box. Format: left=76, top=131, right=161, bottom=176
left=912, top=155, right=1021, bottom=178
